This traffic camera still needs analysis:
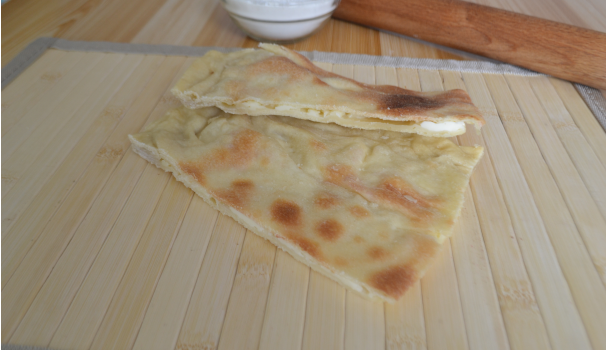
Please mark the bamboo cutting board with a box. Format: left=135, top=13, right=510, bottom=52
left=3, top=42, right=606, bottom=350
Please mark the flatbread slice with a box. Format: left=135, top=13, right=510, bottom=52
left=171, top=44, right=485, bottom=137
left=129, top=107, right=483, bottom=302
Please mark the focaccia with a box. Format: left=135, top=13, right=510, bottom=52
left=129, top=107, right=483, bottom=302
left=171, top=44, right=485, bottom=137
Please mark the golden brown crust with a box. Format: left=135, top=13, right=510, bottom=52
left=270, top=199, right=303, bottom=227
left=314, top=193, right=340, bottom=209
left=128, top=107, right=483, bottom=301
left=171, top=44, right=485, bottom=137
left=368, top=235, right=441, bottom=298
left=349, top=205, right=370, bottom=218
left=315, top=219, right=345, bottom=242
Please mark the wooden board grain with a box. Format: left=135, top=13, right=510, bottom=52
left=217, top=232, right=276, bottom=350
left=3, top=0, right=606, bottom=68
left=455, top=72, right=552, bottom=350
left=333, top=0, right=606, bottom=90
left=3, top=49, right=606, bottom=350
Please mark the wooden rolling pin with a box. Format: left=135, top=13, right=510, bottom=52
left=332, top=0, right=606, bottom=90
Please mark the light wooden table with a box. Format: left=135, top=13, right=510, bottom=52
left=3, top=0, right=606, bottom=63
left=3, top=1, right=606, bottom=350
left=3, top=0, right=606, bottom=97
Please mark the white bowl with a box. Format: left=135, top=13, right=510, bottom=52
left=221, top=0, right=341, bottom=44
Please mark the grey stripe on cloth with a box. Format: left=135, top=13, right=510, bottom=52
left=305, top=51, right=543, bottom=76
left=3, top=37, right=606, bottom=131
left=576, top=85, right=606, bottom=130
left=2, top=345, right=58, bottom=350
left=1, top=37, right=58, bottom=89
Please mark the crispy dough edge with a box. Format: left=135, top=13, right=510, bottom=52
left=183, top=100, right=475, bottom=137
left=127, top=133, right=421, bottom=303
left=170, top=47, right=484, bottom=137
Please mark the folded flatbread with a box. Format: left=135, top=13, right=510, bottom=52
left=171, top=44, right=485, bottom=137
left=129, top=107, right=483, bottom=302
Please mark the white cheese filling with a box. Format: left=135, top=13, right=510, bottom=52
left=420, top=121, right=466, bottom=132
left=238, top=101, right=467, bottom=133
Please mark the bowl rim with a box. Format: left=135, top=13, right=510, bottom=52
left=227, top=11, right=334, bottom=23
left=222, top=0, right=340, bottom=7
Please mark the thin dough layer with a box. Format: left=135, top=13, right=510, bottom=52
left=129, top=107, right=483, bottom=302
left=171, top=44, right=485, bottom=137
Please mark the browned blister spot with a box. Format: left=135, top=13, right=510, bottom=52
left=436, top=89, right=474, bottom=104
left=286, top=233, right=323, bottom=260
left=349, top=205, right=369, bottom=218
left=379, top=94, right=445, bottom=114
left=315, top=219, right=344, bottom=242
left=372, top=87, right=479, bottom=120
left=314, top=193, right=339, bottom=209
left=369, top=265, right=417, bottom=299
left=412, top=234, right=441, bottom=260
left=233, top=179, right=254, bottom=190
left=375, top=176, right=439, bottom=222
left=211, top=179, right=255, bottom=209
left=311, top=76, right=330, bottom=87
left=369, top=234, right=440, bottom=298
left=367, top=246, right=390, bottom=261
left=353, top=235, right=365, bottom=244
left=180, top=162, right=206, bottom=185
left=369, top=84, right=414, bottom=95
left=271, top=199, right=302, bottom=226
left=247, top=56, right=308, bottom=80
left=325, top=165, right=438, bottom=224
left=310, top=139, right=327, bottom=152
left=206, top=129, right=261, bottom=169
left=324, top=164, right=357, bottom=186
